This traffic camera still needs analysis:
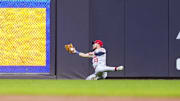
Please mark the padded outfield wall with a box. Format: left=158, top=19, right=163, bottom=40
left=56, top=0, right=180, bottom=79
left=0, top=0, right=180, bottom=79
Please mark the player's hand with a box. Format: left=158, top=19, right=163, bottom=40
left=71, top=48, right=76, bottom=54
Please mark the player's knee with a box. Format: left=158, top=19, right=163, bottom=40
left=102, top=72, right=107, bottom=79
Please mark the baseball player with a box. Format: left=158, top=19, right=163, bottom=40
left=70, top=40, right=124, bottom=80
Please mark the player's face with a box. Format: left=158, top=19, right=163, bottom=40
left=93, top=43, right=98, bottom=50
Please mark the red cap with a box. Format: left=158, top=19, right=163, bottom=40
left=93, top=40, right=103, bottom=47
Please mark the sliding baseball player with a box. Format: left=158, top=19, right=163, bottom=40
left=65, top=40, right=124, bottom=80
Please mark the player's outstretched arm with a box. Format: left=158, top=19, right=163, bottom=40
left=74, top=49, right=94, bottom=58
left=64, top=43, right=94, bottom=58
left=78, top=52, right=93, bottom=58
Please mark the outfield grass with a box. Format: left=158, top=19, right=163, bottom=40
left=0, top=79, right=179, bottom=97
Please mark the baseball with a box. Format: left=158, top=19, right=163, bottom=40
left=70, top=48, right=74, bottom=51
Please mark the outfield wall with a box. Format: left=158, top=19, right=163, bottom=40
left=56, top=0, right=180, bottom=79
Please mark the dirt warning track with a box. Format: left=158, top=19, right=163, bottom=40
left=0, top=96, right=180, bottom=101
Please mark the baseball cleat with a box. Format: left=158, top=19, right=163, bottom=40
left=117, top=66, right=124, bottom=71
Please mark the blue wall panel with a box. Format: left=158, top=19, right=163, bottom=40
left=90, top=0, right=125, bottom=77
left=169, top=0, right=180, bottom=77
left=56, top=0, right=90, bottom=79
left=125, top=0, right=169, bottom=77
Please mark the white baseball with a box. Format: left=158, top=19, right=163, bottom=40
left=70, top=48, right=74, bottom=51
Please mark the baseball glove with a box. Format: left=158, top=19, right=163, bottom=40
left=65, top=43, right=75, bottom=54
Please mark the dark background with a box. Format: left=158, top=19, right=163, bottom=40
left=56, top=0, right=180, bottom=79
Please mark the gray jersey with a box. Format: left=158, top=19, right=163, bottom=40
left=92, top=48, right=106, bottom=67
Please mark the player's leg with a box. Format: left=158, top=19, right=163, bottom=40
left=86, top=70, right=105, bottom=80
left=102, top=72, right=107, bottom=79
left=86, top=73, right=97, bottom=80
left=98, top=66, right=124, bottom=72
left=94, top=72, right=103, bottom=80
left=95, top=72, right=107, bottom=80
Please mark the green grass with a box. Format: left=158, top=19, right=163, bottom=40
left=0, top=79, right=179, bottom=97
